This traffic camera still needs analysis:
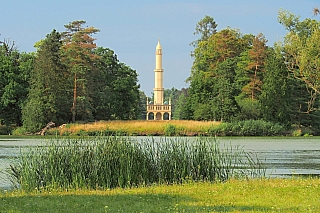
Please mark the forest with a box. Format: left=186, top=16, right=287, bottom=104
left=1, top=9, right=320, bottom=134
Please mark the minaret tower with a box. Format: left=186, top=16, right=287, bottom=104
left=154, top=39, right=164, bottom=105
left=146, top=40, right=171, bottom=120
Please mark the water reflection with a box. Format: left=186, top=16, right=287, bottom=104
left=216, top=137, right=320, bottom=177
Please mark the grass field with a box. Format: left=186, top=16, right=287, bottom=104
left=52, top=120, right=220, bottom=136
left=1, top=178, right=319, bottom=213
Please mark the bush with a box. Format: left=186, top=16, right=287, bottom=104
left=208, top=120, right=284, bottom=136
left=164, top=124, right=177, bottom=136
left=12, top=127, right=27, bottom=136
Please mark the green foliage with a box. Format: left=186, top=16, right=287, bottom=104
left=92, top=47, right=140, bottom=120
left=278, top=9, right=320, bottom=108
left=208, top=120, right=284, bottom=136
left=8, top=136, right=265, bottom=191
left=62, top=20, right=100, bottom=122
left=163, top=87, right=184, bottom=119
left=17, top=21, right=140, bottom=133
left=259, top=48, right=292, bottom=126
left=187, top=28, right=246, bottom=121
left=12, top=127, right=27, bottom=135
left=191, top=15, right=217, bottom=47
left=236, top=97, right=261, bottom=120
left=22, top=30, right=70, bottom=133
left=0, top=41, right=32, bottom=126
left=164, top=124, right=177, bottom=136
left=172, top=88, right=190, bottom=120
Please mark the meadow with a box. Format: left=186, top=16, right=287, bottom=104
left=1, top=178, right=319, bottom=212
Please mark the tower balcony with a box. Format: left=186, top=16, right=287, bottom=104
left=147, top=103, right=171, bottom=112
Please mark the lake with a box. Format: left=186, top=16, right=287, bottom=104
left=0, top=137, right=319, bottom=189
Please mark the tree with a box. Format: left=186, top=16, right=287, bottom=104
left=173, top=88, right=190, bottom=120
left=233, top=33, right=268, bottom=121
left=163, top=87, right=182, bottom=119
left=0, top=39, right=32, bottom=126
left=187, top=28, right=243, bottom=121
left=278, top=9, right=320, bottom=112
left=62, top=20, right=100, bottom=122
left=92, top=47, right=140, bottom=120
left=244, top=33, right=267, bottom=100
left=259, top=48, right=292, bottom=126
left=191, top=15, right=218, bottom=47
left=138, top=90, right=147, bottom=120
left=22, top=30, right=69, bottom=132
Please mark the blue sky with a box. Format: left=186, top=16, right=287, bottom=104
left=1, top=0, right=319, bottom=96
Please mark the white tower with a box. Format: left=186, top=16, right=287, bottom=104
left=154, top=39, right=164, bottom=104
left=146, top=40, right=171, bottom=120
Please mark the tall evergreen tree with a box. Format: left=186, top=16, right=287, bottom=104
left=22, top=29, right=69, bottom=132
left=234, top=33, right=267, bottom=120
left=244, top=33, right=267, bottom=100
left=62, top=20, right=100, bottom=122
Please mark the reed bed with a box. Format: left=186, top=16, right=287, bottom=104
left=52, top=120, right=220, bottom=136
left=7, top=136, right=265, bottom=191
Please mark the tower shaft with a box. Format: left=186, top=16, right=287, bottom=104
left=154, top=40, right=164, bottom=105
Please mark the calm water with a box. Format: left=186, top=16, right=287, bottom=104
left=0, top=137, right=319, bottom=189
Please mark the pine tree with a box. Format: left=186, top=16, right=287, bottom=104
left=22, top=29, right=69, bottom=132
left=62, top=20, right=100, bottom=122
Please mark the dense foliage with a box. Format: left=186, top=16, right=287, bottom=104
left=1, top=20, right=140, bottom=133
left=174, top=11, right=320, bottom=131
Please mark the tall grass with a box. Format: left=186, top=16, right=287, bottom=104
left=50, top=120, right=220, bottom=136
left=7, top=136, right=265, bottom=191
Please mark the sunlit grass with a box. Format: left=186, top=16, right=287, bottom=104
left=53, top=120, right=220, bottom=136
left=1, top=178, right=319, bottom=212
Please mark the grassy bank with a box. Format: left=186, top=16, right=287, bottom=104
left=45, top=120, right=286, bottom=137
left=1, top=178, right=319, bottom=212
left=49, top=120, right=220, bottom=136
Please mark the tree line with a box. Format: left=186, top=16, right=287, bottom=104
left=170, top=9, right=320, bottom=131
left=1, top=9, right=320, bottom=134
left=0, top=20, right=140, bottom=133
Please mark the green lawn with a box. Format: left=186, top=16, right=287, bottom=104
left=1, top=178, right=319, bottom=213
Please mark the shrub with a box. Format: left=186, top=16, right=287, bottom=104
left=209, top=120, right=284, bottom=136
left=12, top=127, right=27, bottom=136
left=164, top=124, right=177, bottom=136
